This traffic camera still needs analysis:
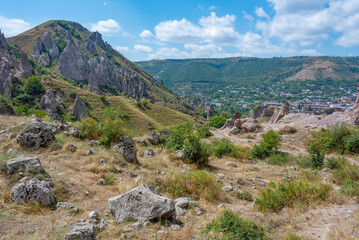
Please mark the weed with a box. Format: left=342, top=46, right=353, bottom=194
left=266, top=153, right=291, bottom=166
left=103, top=172, right=115, bottom=185
left=210, top=139, right=239, bottom=159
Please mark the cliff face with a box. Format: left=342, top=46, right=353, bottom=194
left=0, top=30, right=32, bottom=97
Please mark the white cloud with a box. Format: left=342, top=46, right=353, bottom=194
left=114, top=46, right=129, bottom=52
left=149, top=47, right=190, bottom=59
left=209, top=6, right=217, bottom=11
left=139, top=30, right=154, bottom=38
left=255, top=7, right=270, bottom=19
left=134, top=44, right=153, bottom=53
left=90, top=19, right=121, bottom=36
left=258, top=0, right=359, bottom=47
left=0, top=15, right=31, bottom=37
left=242, top=11, right=254, bottom=21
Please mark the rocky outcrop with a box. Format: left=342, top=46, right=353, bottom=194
left=32, top=32, right=59, bottom=67
left=86, top=39, right=96, bottom=53
left=59, top=39, right=89, bottom=81
left=0, top=99, right=15, bottom=115
left=148, top=131, right=159, bottom=145
left=113, top=136, right=138, bottom=164
left=65, top=221, right=98, bottom=240
left=12, top=178, right=55, bottom=206
left=250, top=105, right=277, bottom=119
left=109, top=184, right=175, bottom=223
left=0, top=29, right=32, bottom=98
left=143, top=148, right=155, bottom=158
left=353, top=84, right=359, bottom=125
left=241, top=118, right=259, bottom=133
left=70, top=96, right=88, bottom=120
left=40, top=89, right=63, bottom=116
left=7, top=156, right=44, bottom=174
left=16, top=122, right=56, bottom=151
left=270, top=102, right=290, bottom=124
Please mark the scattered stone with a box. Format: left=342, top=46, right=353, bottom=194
left=71, top=127, right=80, bottom=137
left=143, top=148, right=155, bottom=158
left=56, top=202, right=79, bottom=212
left=65, top=221, right=98, bottom=240
left=98, top=219, right=108, bottom=231
left=148, top=131, right=159, bottom=145
left=88, top=211, right=99, bottom=220
left=85, top=149, right=93, bottom=155
left=218, top=203, right=226, bottom=209
left=90, top=140, right=100, bottom=147
left=139, top=139, right=148, bottom=147
left=12, top=178, right=54, bottom=206
left=100, top=159, right=106, bottom=165
left=217, top=173, right=225, bottom=178
left=64, top=131, right=70, bottom=136
left=109, top=184, right=175, bottom=223
left=176, top=150, right=186, bottom=160
left=144, top=221, right=150, bottom=227
left=132, top=221, right=142, bottom=228
left=222, top=183, right=233, bottom=192
left=98, top=178, right=106, bottom=185
left=194, top=207, right=204, bottom=216
left=129, top=171, right=137, bottom=177
left=7, top=133, right=15, bottom=139
left=175, top=197, right=196, bottom=209
left=113, top=136, right=138, bottom=164
left=65, top=144, right=77, bottom=152
left=182, top=164, right=191, bottom=171
left=171, top=224, right=181, bottom=231
left=7, top=156, right=44, bottom=174
left=236, top=178, right=245, bottom=185
left=16, top=122, right=56, bottom=151
left=225, top=161, right=237, bottom=167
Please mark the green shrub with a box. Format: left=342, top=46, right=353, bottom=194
left=17, top=93, right=34, bottom=103
left=157, top=170, right=222, bottom=202
left=209, top=115, right=227, bottom=128
left=167, top=122, right=194, bottom=151
left=295, top=154, right=315, bottom=168
left=197, top=126, right=213, bottom=138
left=205, top=210, right=268, bottom=240
left=103, top=172, right=115, bottom=185
left=28, top=109, right=47, bottom=118
left=14, top=105, right=46, bottom=117
left=235, top=190, right=254, bottom=201
left=266, top=153, right=291, bottom=165
left=252, top=130, right=281, bottom=159
left=325, top=156, right=347, bottom=170
left=183, top=135, right=209, bottom=166
left=255, top=180, right=332, bottom=212
left=307, top=145, right=325, bottom=169
left=210, top=139, right=238, bottom=158
left=68, top=89, right=77, bottom=99
left=78, top=118, right=101, bottom=140
left=330, top=158, right=359, bottom=185
left=306, top=123, right=359, bottom=154
left=24, top=76, right=45, bottom=95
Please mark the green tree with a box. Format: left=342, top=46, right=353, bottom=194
left=24, top=76, right=45, bottom=95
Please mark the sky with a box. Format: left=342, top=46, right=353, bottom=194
left=0, top=0, right=359, bottom=61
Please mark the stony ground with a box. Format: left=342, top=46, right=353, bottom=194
left=0, top=113, right=359, bottom=240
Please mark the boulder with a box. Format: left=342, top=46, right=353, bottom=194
left=143, top=148, right=155, bottom=158
left=175, top=197, right=196, bottom=209
left=12, top=178, right=54, bottom=205
left=40, top=89, right=63, bottom=116
left=241, top=118, right=259, bottom=133
left=113, top=136, right=138, bottom=164
left=220, top=119, right=234, bottom=130
left=269, top=102, right=290, bottom=124
left=16, top=122, right=56, bottom=151
left=70, top=96, right=89, bottom=120
left=109, top=184, right=175, bottom=223
left=65, top=221, right=98, bottom=240
left=0, top=100, right=15, bottom=115
left=7, top=156, right=44, bottom=174
left=148, top=131, right=159, bottom=145
left=90, top=140, right=100, bottom=146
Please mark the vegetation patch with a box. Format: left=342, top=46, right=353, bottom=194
left=252, top=130, right=281, bottom=159
left=209, top=115, right=227, bottom=129
left=210, top=138, right=244, bottom=159
left=205, top=210, right=268, bottom=240
left=255, top=180, right=332, bottom=212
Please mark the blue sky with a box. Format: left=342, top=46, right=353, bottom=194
left=0, top=0, right=359, bottom=61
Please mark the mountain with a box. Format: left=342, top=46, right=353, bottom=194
left=7, top=20, right=178, bottom=103
left=137, top=57, right=359, bottom=87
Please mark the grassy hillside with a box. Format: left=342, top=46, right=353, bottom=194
left=43, top=76, right=194, bottom=136
left=8, top=20, right=180, bottom=105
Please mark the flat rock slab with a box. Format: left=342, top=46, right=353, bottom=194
left=109, top=184, right=175, bottom=223
left=65, top=221, right=98, bottom=240
left=7, top=156, right=44, bottom=174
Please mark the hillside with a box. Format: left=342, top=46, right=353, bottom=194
left=8, top=20, right=179, bottom=104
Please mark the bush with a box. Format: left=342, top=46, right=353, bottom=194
left=340, top=180, right=359, bottom=197
left=14, top=105, right=46, bottom=117
left=68, top=89, right=77, bottom=99
left=167, top=123, right=194, bottom=151
left=295, top=154, right=314, bottom=168
left=197, top=126, right=213, bottom=138
left=78, top=118, right=102, bottom=140
left=157, top=170, right=222, bottom=202
left=205, top=210, right=268, bottom=240
left=252, top=130, right=281, bottom=159
left=17, top=93, right=34, bottom=103
left=307, top=145, right=325, bottom=169
left=255, top=180, right=332, bottom=212
left=183, top=135, right=209, bottom=166
left=306, top=123, right=359, bottom=154
left=24, top=76, right=45, bottom=95
left=210, top=139, right=239, bottom=158
left=330, top=158, right=359, bottom=185
left=209, top=115, right=227, bottom=128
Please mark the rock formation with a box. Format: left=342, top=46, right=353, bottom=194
left=70, top=96, right=89, bottom=120
left=269, top=102, right=290, bottom=124
left=32, top=32, right=59, bottom=67
left=112, top=136, right=138, bottom=164
left=40, top=89, right=63, bottom=116
left=0, top=99, right=15, bottom=115
left=12, top=178, right=55, bottom=206
left=109, top=184, right=175, bottom=223
left=353, top=83, right=359, bottom=125
left=0, top=29, right=32, bottom=98
left=250, top=105, right=277, bottom=119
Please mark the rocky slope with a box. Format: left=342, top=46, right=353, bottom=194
left=7, top=20, right=177, bottom=103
